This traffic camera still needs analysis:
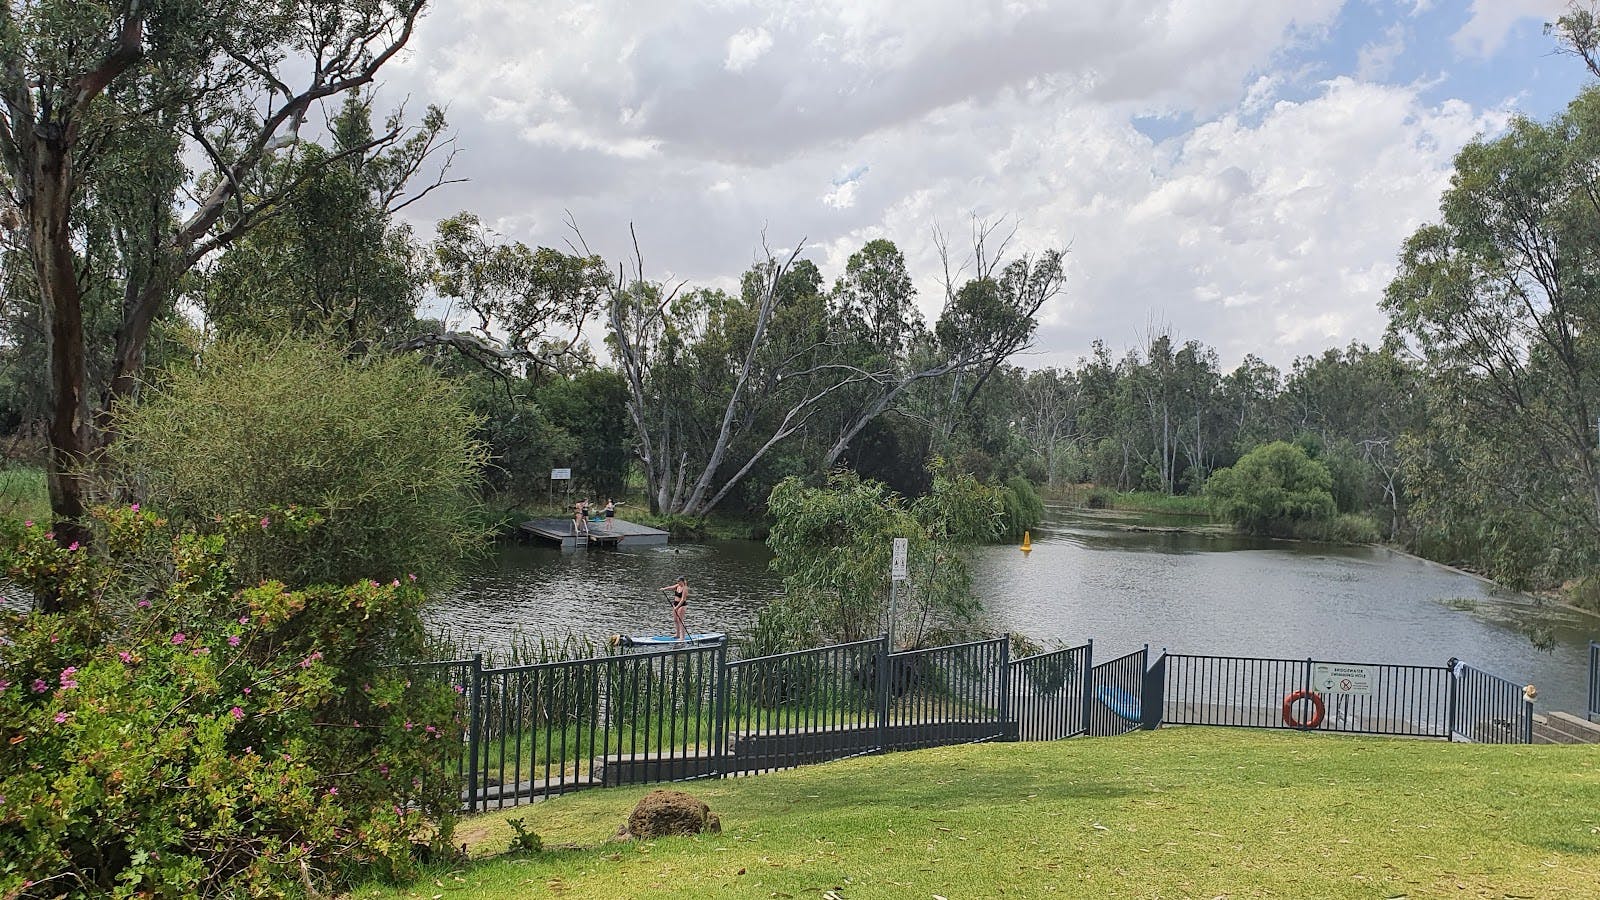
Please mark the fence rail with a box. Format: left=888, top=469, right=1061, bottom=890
left=428, top=636, right=1540, bottom=811
left=1587, top=642, right=1598, bottom=724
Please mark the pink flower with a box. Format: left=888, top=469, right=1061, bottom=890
left=403, top=721, right=414, bottom=730
left=238, top=616, right=250, bottom=625
left=424, top=725, right=437, bottom=734
left=118, top=651, right=132, bottom=664
left=191, top=647, right=209, bottom=656
left=59, top=668, right=77, bottom=689
left=43, top=531, right=53, bottom=540
left=129, top=503, right=139, bottom=512
left=54, top=711, right=69, bottom=725
left=230, top=707, right=244, bottom=720
left=171, top=633, right=185, bottom=645
left=22, top=520, right=31, bottom=528
left=379, top=765, right=389, bottom=776
left=453, top=684, right=465, bottom=694
left=227, top=635, right=241, bottom=647
left=66, top=541, right=79, bottom=552
left=30, top=679, right=47, bottom=693
left=326, top=787, right=338, bottom=797
left=243, top=687, right=251, bottom=695
left=0, top=680, right=10, bottom=692
left=259, top=517, right=270, bottom=529
left=137, top=600, right=150, bottom=609
left=407, top=573, right=417, bottom=582
left=390, top=579, right=400, bottom=588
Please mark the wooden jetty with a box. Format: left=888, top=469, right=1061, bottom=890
left=519, top=516, right=669, bottom=550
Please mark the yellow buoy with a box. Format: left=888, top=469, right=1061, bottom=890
left=1020, top=530, right=1032, bottom=552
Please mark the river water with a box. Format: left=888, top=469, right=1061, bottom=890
left=428, top=504, right=1600, bottom=713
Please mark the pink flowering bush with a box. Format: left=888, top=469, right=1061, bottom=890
left=0, top=509, right=462, bottom=897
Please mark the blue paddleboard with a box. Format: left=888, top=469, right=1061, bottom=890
left=1095, top=685, right=1142, bottom=722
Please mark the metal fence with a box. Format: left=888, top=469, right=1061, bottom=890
left=725, top=637, right=882, bottom=775
left=883, top=638, right=1010, bottom=751
left=1451, top=660, right=1534, bottom=744
left=431, top=636, right=1543, bottom=811
left=1088, top=646, right=1148, bottom=737
left=1589, top=642, right=1599, bottom=723
left=468, top=641, right=725, bottom=811
left=1161, top=654, right=1454, bottom=738
left=1009, top=641, right=1093, bottom=741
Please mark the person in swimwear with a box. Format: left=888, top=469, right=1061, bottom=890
left=573, top=500, right=589, bottom=537
left=603, top=498, right=618, bottom=532
left=659, top=576, right=688, bottom=640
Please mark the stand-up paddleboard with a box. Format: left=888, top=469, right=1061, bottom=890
left=1095, top=685, right=1142, bottom=723
left=610, top=632, right=725, bottom=648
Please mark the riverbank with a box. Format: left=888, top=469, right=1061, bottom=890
left=354, top=727, right=1600, bottom=899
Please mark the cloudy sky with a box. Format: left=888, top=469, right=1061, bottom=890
left=379, top=0, right=1587, bottom=371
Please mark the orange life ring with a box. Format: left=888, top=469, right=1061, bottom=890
left=1282, top=689, right=1325, bottom=729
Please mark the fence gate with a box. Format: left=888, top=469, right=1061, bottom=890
left=1451, top=660, right=1534, bottom=744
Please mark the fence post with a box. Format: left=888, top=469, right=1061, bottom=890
left=875, top=633, right=890, bottom=754
left=1445, top=659, right=1458, bottom=743
left=466, top=653, right=482, bottom=813
left=1079, top=639, right=1095, bottom=738
left=712, top=641, right=730, bottom=777
left=1140, top=651, right=1165, bottom=731
left=1522, top=689, right=1535, bottom=745
left=998, top=636, right=1013, bottom=741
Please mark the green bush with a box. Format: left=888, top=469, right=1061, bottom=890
left=998, top=476, right=1044, bottom=540
left=1205, top=442, right=1335, bottom=537
left=110, top=337, right=489, bottom=592
left=0, top=508, right=462, bottom=897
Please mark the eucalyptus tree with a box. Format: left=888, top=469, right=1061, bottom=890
left=0, top=0, right=433, bottom=558
left=1384, top=86, right=1600, bottom=583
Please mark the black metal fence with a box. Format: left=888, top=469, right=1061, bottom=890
left=1009, top=641, right=1093, bottom=741
left=432, top=637, right=1543, bottom=811
left=1451, top=660, right=1533, bottom=744
left=1088, top=646, right=1148, bottom=737
left=1587, top=641, right=1598, bottom=723
left=1161, top=654, right=1454, bottom=739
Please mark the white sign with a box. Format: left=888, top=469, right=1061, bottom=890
left=891, top=537, right=908, bottom=582
left=550, top=468, right=572, bottom=480
left=1312, top=663, right=1376, bottom=696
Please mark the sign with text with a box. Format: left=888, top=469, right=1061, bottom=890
left=891, top=537, right=908, bottom=582
left=550, top=468, right=572, bottom=481
left=1312, top=662, right=1376, bottom=696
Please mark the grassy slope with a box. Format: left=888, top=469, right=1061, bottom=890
left=356, top=728, right=1600, bottom=899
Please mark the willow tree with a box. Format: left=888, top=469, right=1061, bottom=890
left=0, top=1, right=431, bottom=572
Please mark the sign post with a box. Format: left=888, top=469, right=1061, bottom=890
left=550, top=467, right=572, bottom=507
left=888, top=537, right=908, bottom=648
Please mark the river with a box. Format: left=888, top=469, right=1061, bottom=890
left=428, top=504, right=1600, bottom=713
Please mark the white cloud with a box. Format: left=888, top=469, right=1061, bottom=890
left=1452, top=0, right=1567, bottom=58
left=725, top=26, right=774, bottom=72
left=1357, top=23, right=1406, bottom=81
left=369, top=0, right=1575, bottom=370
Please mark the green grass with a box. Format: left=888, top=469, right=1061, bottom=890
left=353, top=727, right=1600, bottom=899
left=0, top=464, right=49, bottom=524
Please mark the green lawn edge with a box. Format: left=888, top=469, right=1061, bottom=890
left=351, top=727, right=1600, bottom=899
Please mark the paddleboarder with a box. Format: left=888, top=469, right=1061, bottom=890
left=659, top=576, right=689, bottom=640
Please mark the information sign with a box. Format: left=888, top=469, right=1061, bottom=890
left=891, top=537, right=908, bottom=581
left=550, top=468, right=572, bottom=480
left=1312, top=662, right=1376, bottom=696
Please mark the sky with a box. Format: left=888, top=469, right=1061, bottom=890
left=376, top=0, right=1591, bottom=371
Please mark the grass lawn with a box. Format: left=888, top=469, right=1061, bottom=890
left=353, top=727, right=1600, bottom=899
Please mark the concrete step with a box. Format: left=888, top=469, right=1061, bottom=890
left=1532, top=711, right=1600, bottom=745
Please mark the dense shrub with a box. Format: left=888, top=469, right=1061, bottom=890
left=1205, top=441, right=1335, bottom=537
left=0, top=508, right=462, bottom=897
left=110, top=338, right=488, bottom=592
